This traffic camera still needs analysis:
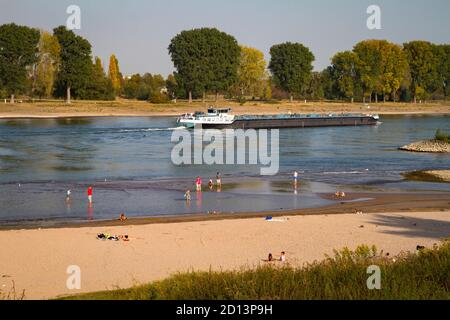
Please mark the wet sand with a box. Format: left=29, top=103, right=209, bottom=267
left=0, top=207, right=449, bottom=300
left=1, top=191, right=449, bottom=230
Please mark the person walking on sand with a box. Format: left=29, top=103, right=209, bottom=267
left=195, top=177, right=202, bottom=192
left=87, top=186, right=93, bottom=205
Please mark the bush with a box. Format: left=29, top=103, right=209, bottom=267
left=148, top=92, right=170, bottom=104
left=435, top=129, right=450, bottom=143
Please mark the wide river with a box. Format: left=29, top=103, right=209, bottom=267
left=0, top=115, right=449, bottom=226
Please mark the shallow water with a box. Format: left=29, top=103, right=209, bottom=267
left=0, top=115, right=449, bottom=225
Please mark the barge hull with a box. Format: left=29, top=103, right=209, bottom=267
left=201, top=116, right=378, bottom=129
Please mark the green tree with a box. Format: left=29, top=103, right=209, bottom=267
left=237, top=46, right=267, bottom=98
left=124, top=74, right=149, bottom=100
left=330, top=51, right=358, bottom=102
left=168, top=28, right=240, bottom=103
left=33, top=31, right=60, bottom=98
left=353, top=40, right=383, bottom=103
left=53, top=26, right=93, bottom=103
left=403, top=41, right=439, bottom=102
left=108, top=54, right=122, bottom=96
left=77, top=57, right=114, bottom=100
left=320, top=67, right=338, bottom=100
left=305, top=72, right=324, bottom=100
left=379, top=42, right=408, bottom=102
left=434, top=44, right=450, bottom=100
left=166, top=74, right=178, bottom=100
left=0, top=23, right=40, bottom=103
left=268, top=42, right=315, bottom=102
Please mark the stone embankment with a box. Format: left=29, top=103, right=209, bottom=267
left=399, top=140, right=450, bottom=153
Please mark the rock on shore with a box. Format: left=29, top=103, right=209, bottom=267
left=399, top=140, right=450, bottom=153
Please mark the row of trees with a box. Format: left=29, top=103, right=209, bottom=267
left=0, top=23, right=169, bottom=103
left=168, top=28, right=450, bottom=103
left=324, top=40, right=450, bottom=103
left=1, top=24, right=449, bottom=103
left=0, top=24, right=118, bottom=102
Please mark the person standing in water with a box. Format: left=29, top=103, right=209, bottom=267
left=66, top=189, right=71, bottom=203
left=293, top=171, right=299, bottom=187
left=216, top=172, right=222, bottom=187
left=195, top=177, right=202, bottom=192
left=87, top=186, right=93, bottom=205
left=184, top=190, right=191, bottom=201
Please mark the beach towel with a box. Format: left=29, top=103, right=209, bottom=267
left=97, top=233, right=119, bottom=241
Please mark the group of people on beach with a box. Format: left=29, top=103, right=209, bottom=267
left=185, top=172, right=223, bottom=201
left=66, top=186, right=94, bottom=205
left=267, top=252, right=286, bottom=263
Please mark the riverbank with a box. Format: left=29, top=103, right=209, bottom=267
left=1, top=100, right=450, bottom=118
left=1, top=207, right=449, bottom=300
left=404, top=170, right=450, bottom=183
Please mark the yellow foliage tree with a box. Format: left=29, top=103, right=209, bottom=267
left=108, top=54, right=122, bottom=95
left=237, top=46, right=268, bottom=98
left=34, top=31, right=60, bottom=98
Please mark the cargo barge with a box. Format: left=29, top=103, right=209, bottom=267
left=177, top=108, right=380, bottom=129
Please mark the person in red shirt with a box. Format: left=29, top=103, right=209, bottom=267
left=87, top=186, right=93, bottom=205
left=195, top=177, right=202, bottom=192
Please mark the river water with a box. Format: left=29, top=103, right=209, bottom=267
left=0, top=115, right=449, bottom=226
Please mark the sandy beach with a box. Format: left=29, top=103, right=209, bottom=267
left=0, top=101, right=449, bottom=119
left=1, top=208, right=449, bottom=300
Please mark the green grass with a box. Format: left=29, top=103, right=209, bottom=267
left=435, top=129, right=450, bottom=143
left=60, top=241, right=450, bottom=300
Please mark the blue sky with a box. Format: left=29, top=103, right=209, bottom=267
left=1, top=0, right=449, bottom=76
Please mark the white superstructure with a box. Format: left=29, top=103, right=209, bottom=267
left=177, top=108, right=235, bottom=128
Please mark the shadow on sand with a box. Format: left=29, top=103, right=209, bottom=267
left=370, top=213, right=450, bottom=239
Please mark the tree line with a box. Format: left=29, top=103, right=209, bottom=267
left=0, top=23, right=168, bottom=103
left=1, top=23, right=449, bottom=104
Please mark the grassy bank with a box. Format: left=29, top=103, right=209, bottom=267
left=61, top=241, right=450, bottom=300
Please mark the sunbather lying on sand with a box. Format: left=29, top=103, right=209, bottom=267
left=97, top=233, right=130, bottom=242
